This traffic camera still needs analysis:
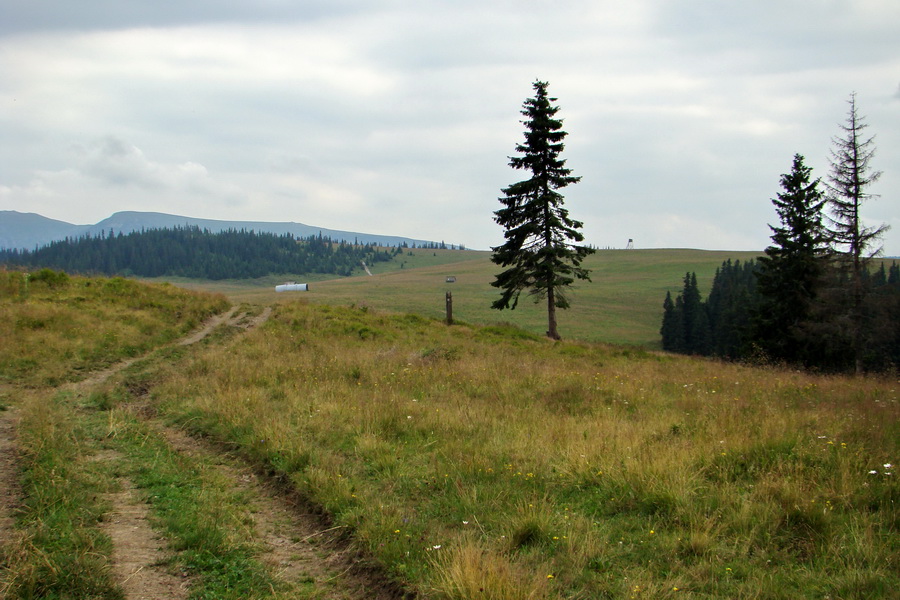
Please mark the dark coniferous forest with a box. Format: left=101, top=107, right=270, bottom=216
left=0, top=226, right=398, bottom=280
left=662, top=99, right=897, bottom=375
left=661, top=259, right=900, bottom=372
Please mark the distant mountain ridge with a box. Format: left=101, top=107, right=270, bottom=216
left=0, top=210, right=438, bottom=251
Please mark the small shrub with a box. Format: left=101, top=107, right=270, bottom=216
left=29, top=268, right=70, bottom=288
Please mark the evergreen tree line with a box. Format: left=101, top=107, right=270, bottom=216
left=660, top=260, right=900, bottom=371
left=402, top=241, right=467, bottom=250
left=662, top=96, right=897, bottom=373
left=0, top=226, right=397, bottom=280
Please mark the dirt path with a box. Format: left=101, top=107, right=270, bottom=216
left=4, top=304, right=410, bottom=599
left=154, top=419, right=403, bottom=600
left=112, top=303, right=405, bottom=598
left=94, top=305, right=268, bottom=599
left=0, top=306, right=271, bottom=598
left=177, top=305, right=239, bottom=346
left=101, top=463, right=190, bottom=600
left=0, top=405, right=21, bottom=550
left=96, top=304, right=405, bottom=599
left=62, top=306, right=271, bottom=396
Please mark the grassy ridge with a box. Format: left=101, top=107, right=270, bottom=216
left=155, top=301, right=899, bottom=599
left=166, top=248, right=762, bottom=347
left=0, top=270, right=228, bottom=388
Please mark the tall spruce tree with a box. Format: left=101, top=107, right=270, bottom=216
left=825, top=93, right=889, bottom=373
left=660, top=291, right=683, bottom=352
left=708, top=259, right=758, bottom=359
left=491, top=80, right=594, bottom=340
left=753, top=154, right=828, bottom=365
left=681, top=272, right=711, bottom=354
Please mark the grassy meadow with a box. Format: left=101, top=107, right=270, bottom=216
left=2, top=268, right=897, bottom=599
left=157, top=300, right=897, bottom=599
left=163, top=248, right=762, bottom=347
left=0, top=269, right=232, bottom=598
left=0, top=269, right=229, bottom=389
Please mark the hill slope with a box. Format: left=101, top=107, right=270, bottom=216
left=0, top=211, right=91, bottom=250
left=0, top=210, right=441, bottom=251
left=3, top=275, right=896, bottom=599
left=172, top=248, right=763, bottom=348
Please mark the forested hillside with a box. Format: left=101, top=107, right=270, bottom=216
left=0, top=226, right=398, bottom=280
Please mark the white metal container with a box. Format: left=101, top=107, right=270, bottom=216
left=275, top=283, right=308, bottom=292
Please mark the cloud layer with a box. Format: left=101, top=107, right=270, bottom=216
left=2, top=1, right=898, bottom=253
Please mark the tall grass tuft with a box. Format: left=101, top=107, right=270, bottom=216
left=433, top=540, right=552, bottom=600
left=2, top=392, right=122, bottom=599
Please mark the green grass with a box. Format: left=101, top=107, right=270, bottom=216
left=153, top=301, right=899, bottom=599
left=2, top=391, right=123, bottom=599
left=4, top=273, right=897, bottom=599
left=159, top=248, right=762, bottom=347
left=0, top=270, right=229, bottom=388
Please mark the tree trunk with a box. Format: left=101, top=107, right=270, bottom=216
left=547, top=287, right=560, bottom=340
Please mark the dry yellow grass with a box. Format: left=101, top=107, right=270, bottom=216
left=152, top=300, right=899, bottom=599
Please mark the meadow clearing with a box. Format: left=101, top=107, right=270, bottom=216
left=1, top=268, right=897, bottom=599
left=163, top=247, right=764, bottom=348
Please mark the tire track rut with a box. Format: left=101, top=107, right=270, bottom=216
left=0, top=405, right=21, bottom=550
left=101, top=468, right=191, bottom=600
left=90, top=304, right=405, bottom=599
left=147, top=414, right=404, bottom=600
left=89, top=307, right=259, bottom=599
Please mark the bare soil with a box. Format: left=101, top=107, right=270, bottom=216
left=0, top=405, right=21, bottom=549
left=101, top=465, right=190, bottom=600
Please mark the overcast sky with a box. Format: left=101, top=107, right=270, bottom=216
left=1, top=1, right=898, bottom=253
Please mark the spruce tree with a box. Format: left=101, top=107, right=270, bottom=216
left=825, top=94, right=890, bottom=372
left=681, top=272, right=711, bottom=354
left=491, top=80, right=594, bottom=340
left=660, top=291, right=683, bottom=351
left=753, top=154, right=828, bottom=364
left=708, top=259, right=759, bottom=359
left=872, top=263, right=887, bottom=287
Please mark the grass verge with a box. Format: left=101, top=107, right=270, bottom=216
left=1, top=391, right=122, bottom=599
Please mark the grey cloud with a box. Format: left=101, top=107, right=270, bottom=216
left=0, top=0, right=373, bottom=34
left=71, top=137, right=247, bottom=206
left=652, top=0, right=900, bottom=73
left=1, top=1, right=898, bottom=253
left=78, top=137, right=165, bottom=188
